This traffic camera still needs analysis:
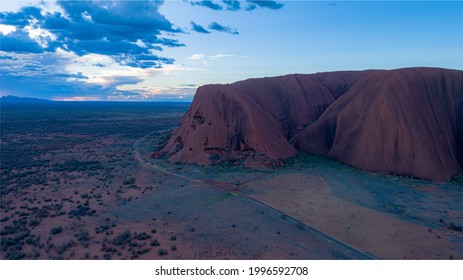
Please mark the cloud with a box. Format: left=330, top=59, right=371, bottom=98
left=188, top=0, right=283, bottom=11
left=222, top=1, right=241, bottom=11
left=190, top=1, right=223, bottom=11
left=189, top=53, right=206, bottom=60
left=0, top=0, right=279, bottom=101
left=0, top=30, right=45, bottom=53
left=0, top=24, right=16, bottom=35
left=208, top=22, right=239, bottom=35
left=179, top=84, right=197, bottom=87
left=90, top=75, right=143, bottom=88
left=0, top=6, right=43, bottom=28
left=190, top=21, right=210, bottom=34
left=208, top=54, right=242, bottom=59
left=188, top=53, right=245, bottom=61
left=0, top=54, right=16, bottom=60
left=0, top=1, right=184, bottom=68
left=246, top=1, right=284, bottom=10
left=0, top=72, right=110, bottom=100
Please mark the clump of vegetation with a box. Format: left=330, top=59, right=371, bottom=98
left=158, top=249, right=168, bottom=256
left=112, top=230, right=132, bottom=246
left=50, top=227, right=63, bottom=235
left=123, top=177, right=136, bottom=185
left=449, top=223, right=463, bottom=232
left=95, top=225, right=110, bottom=234
left=53, top=160, right=104, bottom=172
left=68, top=205, right=96, bottom=219
left=134, top=232, right=151, bottom=240
left=137, top=248, right=150, bottom=255
left=29, top=219, right=40, bottom=227
left=56, top=240, right=75, bottom=254
left=150, top=239, right=160, bottom=247
left=451, top=173, right=463, bottom=184
left=74, top=230, right=90, bottom=247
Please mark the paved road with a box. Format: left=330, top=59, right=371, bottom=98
left=133, top=131, right=377, bottom=260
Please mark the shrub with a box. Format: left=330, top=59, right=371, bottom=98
left=449, top=223, right=463, bottom=232
left=158, top=249, right=168, bottom=256
left=134, top=232, right=151, bottom=240
left=112, top=230, right=132, bottom=246
left=50, top=227, right=63, bottom=235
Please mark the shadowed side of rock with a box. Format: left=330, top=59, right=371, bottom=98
left=293, top=68, right=463, bottom=181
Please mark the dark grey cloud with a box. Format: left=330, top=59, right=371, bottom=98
left=190, top=21, right=210, bottom=33
left=179, top=83, right=197, bottom=87
left=208, top=22, right=239, bottom=35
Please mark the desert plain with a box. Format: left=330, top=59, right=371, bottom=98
left=1, top=101, right=462, bottom=260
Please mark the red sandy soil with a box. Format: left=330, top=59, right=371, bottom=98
left=2, top=104, right=367, bottom=260
left=162, top=67, right=463, bottom=182
left=239, top=173, right=462, bottom=259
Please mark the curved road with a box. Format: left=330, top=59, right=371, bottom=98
left=133, top=131, right=377, bottom=260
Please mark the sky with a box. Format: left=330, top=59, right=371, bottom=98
left=0, top=0, right=462, bottom=101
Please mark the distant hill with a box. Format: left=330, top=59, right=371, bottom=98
left=161, top=67, right=463, bottom=182
left=0, top=95, right=52, bottom=103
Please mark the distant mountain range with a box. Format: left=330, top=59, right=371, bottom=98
left=0, top=95, right=52, bottom=103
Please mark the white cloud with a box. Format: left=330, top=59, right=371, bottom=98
left=0, top=24, right=16, bottom=35
left=208, top=54, right=233, bottom=59
left=188, top=53, right=246, bottom=61
left=189, top=53, right=206, bottom=60
left=134, top=39, right=147, bottom=48
left=58, top=96, right=102, bottom=101
left=24, top=23, right=57, bottom=48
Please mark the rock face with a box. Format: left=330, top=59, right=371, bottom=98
left=161, top=67, right=463, bottom=181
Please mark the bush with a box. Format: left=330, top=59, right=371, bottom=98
left=449, top=223, right=463, bottom=232
left=123, top=177, right=136, bottom=185
left=29, top=220, right=40, bottom=227
left=134, top=232, right=151, bottom=240
left=158, top=249, right=168, bottom=256
left=112, top=230, right=132, bottom=246
left=50, top=227, right=63, bottom=235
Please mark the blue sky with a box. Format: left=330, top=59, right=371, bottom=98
left=1, top=0, right=462, bottom=101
